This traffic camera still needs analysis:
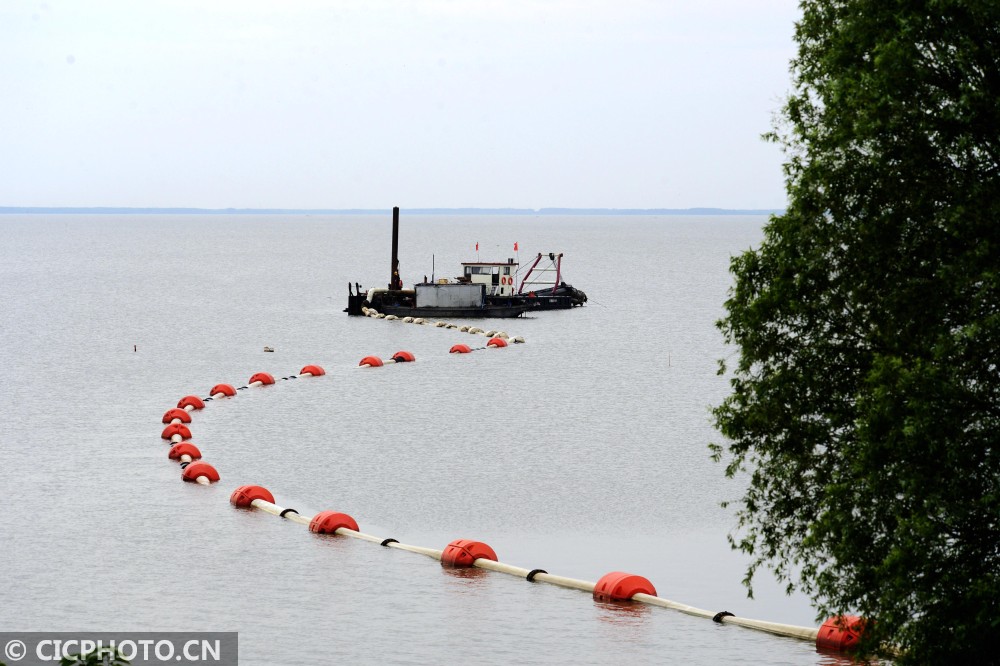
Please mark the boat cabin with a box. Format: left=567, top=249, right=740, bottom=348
left=459, top=258, right=519, bottom=297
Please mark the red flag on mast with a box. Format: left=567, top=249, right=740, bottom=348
left=514, top=241, right=518, bottom=251
left=475, top=242, right=479, bottom=251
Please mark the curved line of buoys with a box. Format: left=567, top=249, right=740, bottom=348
left=163, top=364, right=328, bottom=489
left=157, top=351, right=862, bottom=654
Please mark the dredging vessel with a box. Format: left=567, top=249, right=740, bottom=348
left=345, top=207, right=586, bottom=317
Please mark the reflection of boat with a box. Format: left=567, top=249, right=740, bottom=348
left=346, top=208, right=529, bottom=318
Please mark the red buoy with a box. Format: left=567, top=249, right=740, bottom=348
left=593, top=572, right=657, bottom=601
left=168, top=442, right=202, bottom=461
left=308, top=511, right=360, bottom=534
left=177, top=395, right=205, bottom=410
left=230, top=485, right=275, bottom=507
left=449, top=344, right=472, bottom=354
left=210, top=383, right=237, bottom=397
left=161, top=423, right=192, bottom=441
left=816, top=615, right=865, bottom=652
left=392, top=351, right=415, bottom=363
left=181, top=461, right=220, bottom=483
left=162, top=408, right=192, bottom=424
left=359, top=355, right=383, bottom=367
left=440, top=539, right=498, bottom=567
left=300, top=365, right=326, bottom=376
left=486, top=337, right=508, bottom=348
left=248, top=372, right=275, bottom=385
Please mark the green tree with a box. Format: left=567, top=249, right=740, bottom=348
left=711, top=0, right=999, bottom=661
left=59, top=647, right=129, bottom=666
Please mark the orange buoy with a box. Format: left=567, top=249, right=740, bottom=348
left=486, top=337, right=508, bottom=348
left=210, top=383, right=237, bottom=397
left=816, top=615, right=865, bottom=652
left=162, top=408, right=192, bottom=424
left=177, top=395, right=205, bottom=410
left=359, top=355, right=383, bottom=367
left=449, top=344, right=472, bottom=354
left=440, top=539, right=498, bottom=568
left=299, top=365, right=326, bottom=376
left=181, top=461, right=220, bottom=483
left=161, top=423, right=192, bottom=441
left=248, top=372, right=275, bottom=385
left=230, top=485, right=276, bottom=508
left=168, top=442, right=202, bottom=461
left=308, top=511, right=360, bottom=534
left=392, top=350, right=415, bottom=363
left=593, top=572, right=657, bottom=601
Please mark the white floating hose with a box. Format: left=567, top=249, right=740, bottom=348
left=249, top=498, right=312, bottom=527
left=224, top=482, right=835, bottom=650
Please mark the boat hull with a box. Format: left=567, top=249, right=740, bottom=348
left=378, top=303, right=528, bottom=318
left=513, top=284, right=587, bottom=309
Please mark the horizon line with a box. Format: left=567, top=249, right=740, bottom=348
left=0, top=206, right=783, bottom=216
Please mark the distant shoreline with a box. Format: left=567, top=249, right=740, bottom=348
left=0, top=206, right=781, bottom=216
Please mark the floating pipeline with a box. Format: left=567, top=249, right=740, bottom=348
left=359, top=306, right=526, bottom=344
left=358, top=351, right=418, bottom=367
left=157, top=351, right=864, bottom=654
left=224, top=483, right=866, bottom=653
left=161, top=366, right=328, bottom=479
left=450, top=337, right=509, bottom=353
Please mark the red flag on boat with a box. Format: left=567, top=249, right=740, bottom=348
left=514, top=241, right=518, bottom=251
left=475, top=242, right=479, bottom=251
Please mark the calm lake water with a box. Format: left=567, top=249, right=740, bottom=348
left=0, top=214, right=857, bottom=665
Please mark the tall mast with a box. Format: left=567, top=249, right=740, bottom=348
left=390, top=206, right=401, bottom=290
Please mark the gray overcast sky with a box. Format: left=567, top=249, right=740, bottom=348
left=2, top=1, right=800, bottom=209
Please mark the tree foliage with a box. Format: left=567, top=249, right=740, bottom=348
left=712, top=0, right=1000, bottom=661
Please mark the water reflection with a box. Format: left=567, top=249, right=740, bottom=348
left=594, top=599, right=652, bottom=627
left=441, top=567, right=491, bottom=583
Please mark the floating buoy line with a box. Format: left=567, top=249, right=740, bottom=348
left=359, top=306, right=527, bottom=344
left=158, top=341, right=864, bottom=655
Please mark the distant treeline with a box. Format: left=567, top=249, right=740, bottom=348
left=0, top=206, right=781, bottom=216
